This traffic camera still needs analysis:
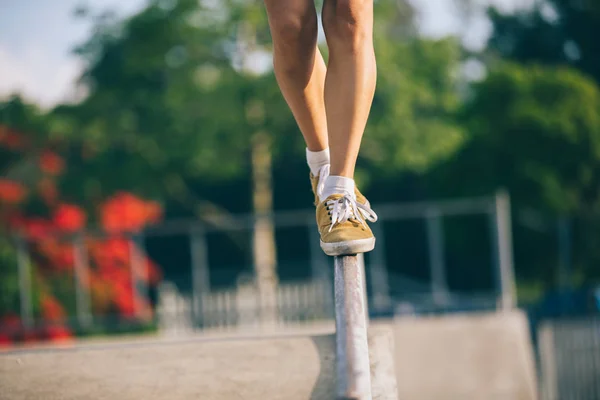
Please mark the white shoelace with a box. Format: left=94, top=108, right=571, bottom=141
left=316, top=164, right=378, bottom=225
left=326, top=195, right=378, bottom=232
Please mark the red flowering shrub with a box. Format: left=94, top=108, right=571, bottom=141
left=37, top=239, right=75, bottom=272
left=101, top=192, right=162, bottom=234
left=0, top=179, right=27, bottom=204
left=42, top=325, right=72, bottom=343
left=39, top=151, right=65, bottom=175
left=21, top=329, right=39, bottom=344
left=89, top=275, right=113, bottom=313
left=0, top=126, right=24, bottom=150
left=0, top=334, right=11, bottom=348
left=0, top=314, right=22, bottom=336
left=0, top=125, right=164, bottom=347
left=53, top=204, right=86, bottom=232
left=90, top=238, right=131, bottom=268
left=22, top=218, right=53, bottom=240
left=40, top=295, right=67, bottom=323
left=37, top=179, right=58, bottom=206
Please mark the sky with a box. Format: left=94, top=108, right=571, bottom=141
left=0, top=0, right=533, bottom=109
left=0, top=0, right=146, bottom=108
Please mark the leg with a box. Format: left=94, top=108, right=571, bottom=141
left=317, top=0, right=378, bottom=256
left=264, top=0, right=328, bottom=152
left=322, top=0, right=376, bottom=178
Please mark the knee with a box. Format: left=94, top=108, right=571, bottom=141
left=322, top=0, right=372, bottom=49
left=268, top=10, right=318, bottom=55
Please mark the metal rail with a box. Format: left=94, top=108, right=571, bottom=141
left=334, top=255, right=372, bottom=400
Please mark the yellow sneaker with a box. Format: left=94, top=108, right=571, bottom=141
left=316, top=194, right=378, bottom=256
left=309, top=165, right=370, bottom=207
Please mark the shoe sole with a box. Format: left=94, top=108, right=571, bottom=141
left=320, top=237, right=376, bottom=256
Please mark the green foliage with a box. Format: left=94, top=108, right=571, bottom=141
left=450, top=63, right=600, bottom=213
left=50, top=1, right=298, bottom=212
left=0, top=96, right=49, bottom=135
left=0, top=238, right=19, bottom=316
left=426, top=63, right=600, bottom=285
left=486, top=0, right=600, bottom=84
left=46, top=0, right=464, bottom=216
left=365, top=36, right=465, bottom=175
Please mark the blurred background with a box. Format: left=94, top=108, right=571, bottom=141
left=1, top=0, right=599, bottom=398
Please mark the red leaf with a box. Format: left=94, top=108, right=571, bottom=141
left=0, top=179, right=27, bottom=204
left=53, top=203, right=86, bottom=232
left=100, top=192, right=162, bottom=233
left=40, top=295, right=66, bottom=323
left=90, top=238, right=131, bottom=269
left=37, top=239, right=75, bottom=272
left=23, top=218, right=52, bottom=240
left=42, top=325, right=72, bottom=342
left=39, top=151, right=65, bottom=175
left=145, top=259, right=162, bottom=285
left=0, top=314, right=22, bottom=336
left=0, top=126, right=24, bottom=150
left=38, top=179, right=58, bottom=206
left=21, top=329, right=39, bottom=343
left=0, top=334, right=11, bottom=348
left=113, top=282, right=136, bottom=317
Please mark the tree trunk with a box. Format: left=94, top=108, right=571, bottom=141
left=238, top=16, right=279, bottom=328
left=251, top=130, right=279, bottom=327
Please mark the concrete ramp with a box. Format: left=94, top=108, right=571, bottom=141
left=394, top=310, right=538, bottom=400
left=0, top=326, right=397, bottom=400
left=0, top=311, right=539, bottom=400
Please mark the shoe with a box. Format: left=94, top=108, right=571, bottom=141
left=316, top=193, right=378, bottom=256
left=309, top=165, right=370, bottom=207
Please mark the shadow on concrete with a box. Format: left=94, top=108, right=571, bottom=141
left=310, top=334, right=336, bottom=400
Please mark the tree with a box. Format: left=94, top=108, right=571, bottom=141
left=365, top=35, right=465, bottom=177
left=459, top=63, right=600, bottom=213
left=486, top=0, right=600, bottom=84
left=429, top=62, right=600, bottom=285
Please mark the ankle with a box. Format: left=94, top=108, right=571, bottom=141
left=306, top=148, right=330, bottom=176
left=329, top=163, right=355, bottom=179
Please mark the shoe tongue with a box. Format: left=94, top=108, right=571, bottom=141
left=327, top=190, right=357, bottom=200
left=325, top=194, right=345, bottom=202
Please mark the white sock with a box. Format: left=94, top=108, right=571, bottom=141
left=306, top=148, right=330, bottom=176
left=321, top=175, right=355, bottom=202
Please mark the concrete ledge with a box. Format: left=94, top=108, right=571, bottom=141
left=393, top=310, right=538, bottom=400
left=0, top=326, right=397, bottom=400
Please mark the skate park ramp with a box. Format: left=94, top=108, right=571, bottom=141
left=0, top=311, right=538, bottom=400
left=0, top=325, right=397, bottom=400
left=393, top=310, right=538, bottom=400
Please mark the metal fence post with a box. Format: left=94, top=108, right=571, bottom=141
left=190, top=226, right=210, bottom=328
left=308, top=225, right=330, bottom=283
left=493, top=190, right=517, bottom=311
left=308, top=225, right=333, bottom=314
left=426, top=209, right=449, bottom=307
left=368, top=223, right=391, bottom=313
left=538, top=322, right=557, bottom=400
left=129, top=233, right=149, bottom=319
left=557, top=216, right=572, bottom=315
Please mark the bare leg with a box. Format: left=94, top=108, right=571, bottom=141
left=322, top=0, right=376, bottom=178
left=264, top=0, right=329, bottom=151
